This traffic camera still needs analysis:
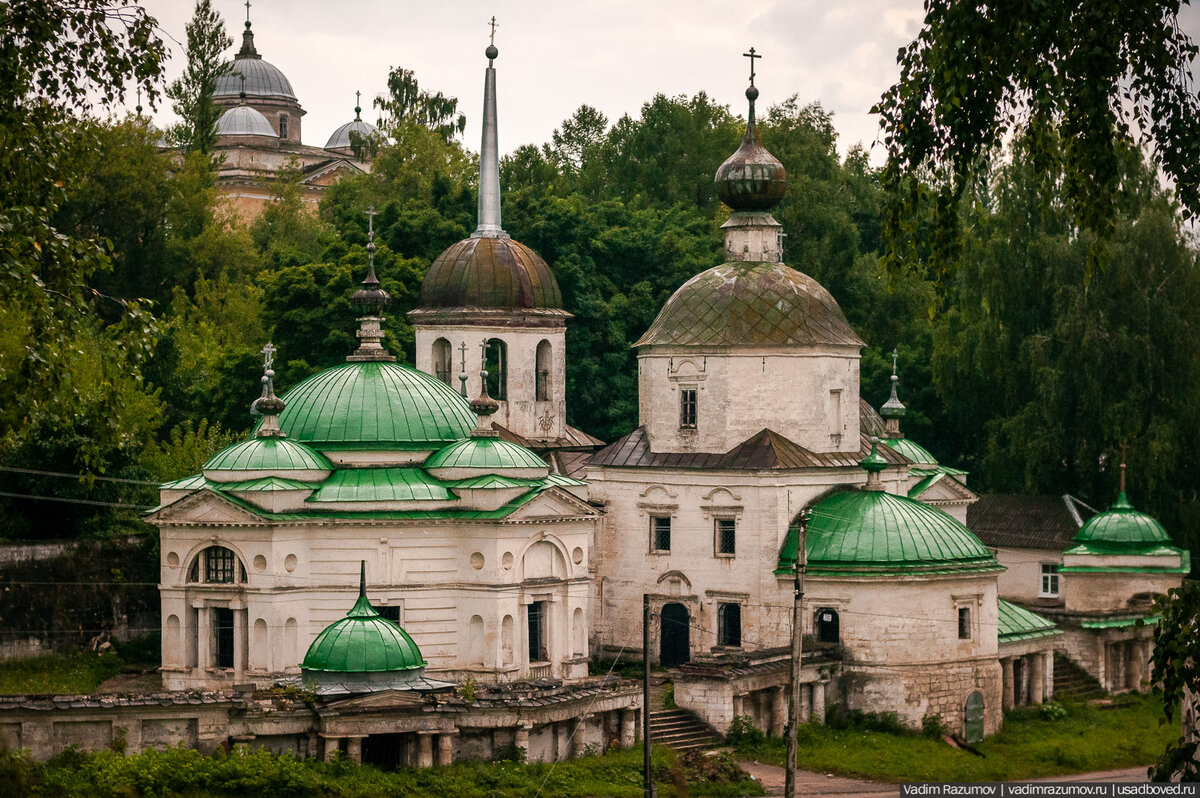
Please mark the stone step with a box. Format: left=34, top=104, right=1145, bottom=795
left=645, top=706, right=720, bottom=751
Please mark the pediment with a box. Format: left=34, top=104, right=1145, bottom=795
left=146, top=489, right=267, bottom=526
left=322, top=688, right=428, bottom=713
left=912, top=473, right=978, bottom=504
left=508, top=487, right=597, bottom=521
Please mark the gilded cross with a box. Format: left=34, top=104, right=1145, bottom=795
left=743, top=47, right=761, bottom=86
left=489, top=16, right=499, bottom=45
left=261, top=342, right=276, bottom=371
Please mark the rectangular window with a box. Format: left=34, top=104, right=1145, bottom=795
left=679, top=388, right=697, bottom=428
left=206, top=547, right=236, bottom=584
left=715, top=518, right=736, bottom=556
left=213, top=607, right=235, bottom=669
left=1040, top=564, right=1060, bottom=597
left=279, top=114, right=288, bottom=138
left=651, top=516, right=671, bottom=553
left=374, top=604, right=400, bottom=624
left=958, top=607, right=972, bottom=640
left=527, top=601, right=547, bottom=663
left=717, top=603, right=742, bottom=647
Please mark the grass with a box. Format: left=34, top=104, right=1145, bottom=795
left=734, top=695, right=1175, bottom=782
left=0, top=651, right=123, bottom=695
left=1, top=744, right=764, bottom=798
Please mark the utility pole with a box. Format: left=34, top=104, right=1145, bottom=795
left=643, top=593, right=653, bottom=798
left=784, top=510, right=809, bottom=798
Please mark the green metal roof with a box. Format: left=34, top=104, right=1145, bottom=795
left=160, top=474, right=209, bottom=490
left=445, top=474, right=538, bottom=489
left=911, top=465, right=968, bottom=477
left=997, top=599, right=1061, bottom=643
left=776, top=489, right=1001, bottom=576
left=276, top=362, right=475, bottom=448
left=635, top=261, right=864, bottom=349
left=1080, top=615, right=1160, bottom=630
left=220, top=476, right=319, bottom=491
left=1072, top=492, right=1173, bottom=550
left=203, top=437, right=333, bottom=472
left=424, top=437, right=549, bottom=472
left=882, top=437, right=938, bottom=466
left=543, top=472, right=588, bottom=488
left=307, top=468, right=455, bottom=503
left=301, top=594, right=426, bottom=673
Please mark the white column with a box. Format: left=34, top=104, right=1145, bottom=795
left=1031, top=654, right=1045, bottom=704
left=811, top=682, right=826, bottom=725
left=195, top=604, right=210, bottom=671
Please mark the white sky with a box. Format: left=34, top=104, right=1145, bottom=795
left=133, top=1, right=1200, bottom=163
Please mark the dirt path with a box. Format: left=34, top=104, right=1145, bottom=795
left=737, top=760, right=1152, bottom=797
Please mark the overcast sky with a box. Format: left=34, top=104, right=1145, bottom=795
left=134, top=1, right=1200, bottom=164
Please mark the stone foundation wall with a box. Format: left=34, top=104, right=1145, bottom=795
left=841, top=657, right=1003, bottom=737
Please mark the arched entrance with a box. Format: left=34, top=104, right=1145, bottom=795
left=964, top=690, right=985, bottom=743
left=660, top=603, right=690, bottom=667
left=815, top=608, right=840, bottom=643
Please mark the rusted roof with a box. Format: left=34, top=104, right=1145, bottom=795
left=967, top=494, right=1094, bottom=550
left=588, top=427, right=909, bottom=471
left=418, top=236, right=563, bottom=310
left=491, top=423, right=604, bottom=452
left=860, top=398, right=886, bottom=437
left=634, top=262, right=864, bottom=349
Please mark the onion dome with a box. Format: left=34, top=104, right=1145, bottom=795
left=216, top=104, right=277, bottom=138
left=214, top=16, right=296, bottom=101
left=414, top=36, right=565, bottom=314
left=635, top=261, right=863, bottom=348
left=276, top=362, right=475, bottom=449
left=1071, top=490, right=1172, bottom=550
left=715, top=84, right=786, bottom=211
left=325, top=92, right=379, bottom=151
left=302, top=563, right=426, bottom=675
left=776, top=489, right=1001, bottom=577
left=202, top=437, right=332, bottom=482
left=424, top=437, right=550, bottom=480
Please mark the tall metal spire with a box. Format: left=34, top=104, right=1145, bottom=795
left=238, top=0, right=259, bottom=58
left=474, top=20, right=504, bottom=238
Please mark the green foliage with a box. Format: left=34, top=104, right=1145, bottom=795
left=1148, top=580, right=1200, bottom=781
left=726, top=715, right=766, bottom=746
left=375, top=66, right=466, bottom=143
left=0, top=651, right=122, bottom=694
left=876, top=0, right=1200, bottom=277
left=921, top=713, right=947, bottom=739
left=1038, top=701, right=1067, bottom=722
left=661, top=682, right=676, bottom=710
left=166, top=0, right=232, bottom=156
left=735, top=694, right=1173, bottom=782
left=459, top=675, right=476, bottom=703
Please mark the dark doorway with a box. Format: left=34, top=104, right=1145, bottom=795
left=362, top=733, right=407, bottom=771
left=964, top=691, right=985, bottom=743
left=528, top=601, right=547, bottom=662
left=660, top=603, right=690, bottom=667
left=815, top=608, right=840, bottom=644
left=213, top=607, right=234, bottom=669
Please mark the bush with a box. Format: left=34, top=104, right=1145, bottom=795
left=726, top=715, right=766, bottom=747
left=662, top=682, right=676, bottom=709
left=922, top=713, right=947, bottom=739
left=1039, top=701, right=1067, bottom=721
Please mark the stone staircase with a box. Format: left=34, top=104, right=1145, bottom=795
left=1053, top=653, right=1107, bottom=701
left=648, top=707, right=721, bottom=751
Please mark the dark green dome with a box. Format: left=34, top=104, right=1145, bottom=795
left=1072, top=492, right=1172, bottom=550
left=635, top=262, right=864, bottom=349
left=777, top=489, right=1000, bottom=576
left=882, top=437, right=938, bottom=465
left=277, top=362, right=475, bottom=449
left=203, top=437, right=331, bottom=475
left=425, top=437, right=549, bottom=474
left=301, top=593, right=426, bottom=673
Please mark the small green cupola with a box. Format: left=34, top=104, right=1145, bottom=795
left=301, top=562, right=427, bottom=692
left=1069, top=462, right=1174, bottom=552
left=878, top=349, right=939, bottom=466
left=203, top=344, right=333, bottom=483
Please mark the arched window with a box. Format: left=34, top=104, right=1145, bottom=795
left=433, top=337, right=453, bottom=385
left=486, top=338, right=507, bottom=400
left=187, top=546, right=247, bottom=584
left=279, top=114, right=288, bottom=139
left=717, top=603, right=741, bottom=647
left=535, top=339, right=552, bottom=401
left=815, top=607, right=840, bottom=643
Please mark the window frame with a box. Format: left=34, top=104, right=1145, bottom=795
left=650, top=515, right=672, bottom=553
left=1039, top=563, right=1060, bottom=598
left=717, top=602, right=742, bottom=648
left=714, top=517, right=736, bottom=557
left=679, top=387, right=697, bottom=429
left=957, top=607, right=972, bottom=640
left=278, top=114, right=288, bottom=139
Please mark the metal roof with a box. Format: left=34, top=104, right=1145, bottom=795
left=276, top=362, right=475, bottom=448
left=301, top=594, right=426, bottom=673
left=776, top=488, right=1001, bottom=576
left=306, top=468, right=454, bottom=503
left=634, top=261, right=864, bottom=349
left=997, top=599, right=1061, bottom=643
left=424, top=437, right=550, bottom=472
left=881, top=436, right=938, bottom=466
left=418, top=236, right=563, bottom=310
left=589, top=426, right=909, bottom=471
left=325, top=118, right=379, bottom=150
left=202, top=437, right=332, bottom=472
left=215, top=58, right=296, bottom=100
left=1071, top=492, right=1173, bottom=549
left=967, top=494, right=1094, bottom=550
left=215, top=105, right=277, bottom=138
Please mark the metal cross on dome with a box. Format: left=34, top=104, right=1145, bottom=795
left=743, top=47, right=761, bottom=86
left=489, top=16, right=499, bottom=45
left=261, top=342, right=276, bottom=371
left=891, top=348, right=899, bottom=376
left=245, top=0, right=251, bottom=23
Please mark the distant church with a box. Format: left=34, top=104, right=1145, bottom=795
left=206, top=7, right=381, bottom=220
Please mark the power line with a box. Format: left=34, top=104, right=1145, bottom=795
left=0, top=465, right=161, bottom=486
left=0, top=491, right=155, bottom=510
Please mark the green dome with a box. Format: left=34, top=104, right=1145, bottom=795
left=634, top=262, right=864, bottom=349
left=882, top=437, right=938, bottom=465
left=277, top=362, right=475, bottom=449
left=203, top=437, right=332, bottom=473
left=301, top=594, right=426, bottom=673
left=424, top=437, right=549, bottom=473
left=777, top=489, right=1000, bottom=576
left=1072, top=492, right=1172, bottom=550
